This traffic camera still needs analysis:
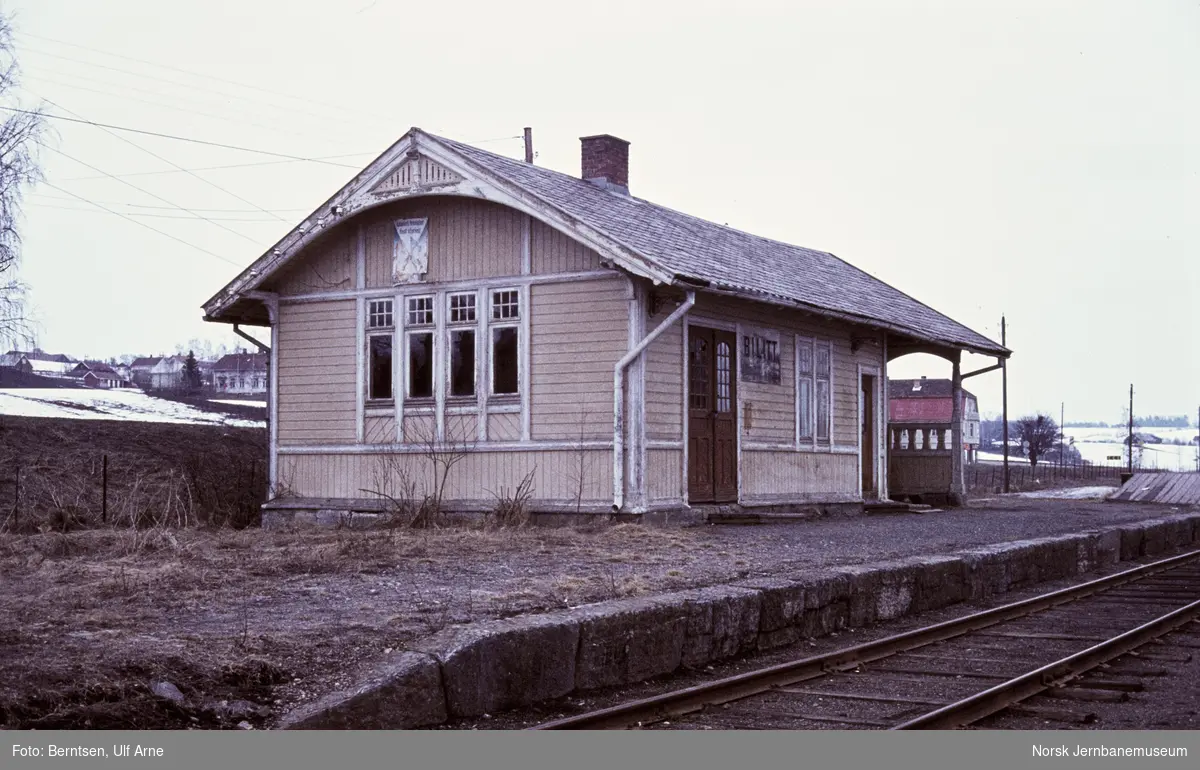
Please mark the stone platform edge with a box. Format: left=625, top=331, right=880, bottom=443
left=277, top=512, right=1200, bottom=729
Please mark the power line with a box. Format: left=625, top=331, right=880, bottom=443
left=39, top=96, right=291, bottom=223
left=3, top=107, right=362, bottom=167
left=30, top=193, right=304, bottom=214
left=40, top=182, right=242, bottom=266
left=23, top=73, right=344, bottom=144
left=17, top=32, right=401, bottom=126
left=44, top=144, right=262, bottom=244
left=56, top=152, right=375, bottom=182
left=28, top=201, right=281, bottom=222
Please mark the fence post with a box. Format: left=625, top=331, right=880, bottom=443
left=12, top=463, right=18, bottom=530
left=101, top=455, right=108, bottom=524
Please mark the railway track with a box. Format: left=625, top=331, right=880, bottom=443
left=533, top=550, right=1200, bottom=730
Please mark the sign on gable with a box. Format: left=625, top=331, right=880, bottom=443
left=393, top=218, right=429, bottom=284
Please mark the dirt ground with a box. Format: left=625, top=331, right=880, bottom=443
left=1, top=493, right=1192, bottom=730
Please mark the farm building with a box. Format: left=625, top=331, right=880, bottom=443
left=213, top=353, right=268, bottom=395
left=0, top=352, right=31, bottom=373
left=202, top=128, right=1009, bottom=520
left=888, top=377, right=980, bottom=462
left=128, top=357, right=161, bottom=388
left=68, top=361, right=131, bottom=389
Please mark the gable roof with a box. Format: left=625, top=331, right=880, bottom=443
left=204, top=128, right=1009, bottom=358
left=130, top=357, right=162, bottom=369
left=214, top=353, right=268, bottom=372
left=888, top=378, right=976, bottom=401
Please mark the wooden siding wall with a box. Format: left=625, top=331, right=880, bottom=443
left=268, top=228, right=354, bottom=296
left=530, top=277, right=629, bottom=441
left=645, top=302, right=684, bottom=442
left=740, top=451, right=858, bottom=501
left=647, top=449, right=683, bottom=503
left=488, top=412, right=521, bottom=441
left=361, top=197, right=524, bottom=285
left=364, top=416, right=395, bottom=444
left=691, top=294, right=884, bottom=449
left=278, top=449, right=613, bottom=502
left=276, top=301, right=357, bottom=444
left=530, top=219, right=604, bottom=274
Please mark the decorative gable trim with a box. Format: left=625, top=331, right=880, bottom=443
left=370, top=152, right=463, bottom=195
left=203, top=129, right=672, bottom=322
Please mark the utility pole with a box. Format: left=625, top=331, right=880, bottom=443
left=1001, top=316, right=1009, bottom=493
left=1127, top=384, right=1134, bottom=474
left=523, top=127, right=533, bottom=164
left=1060, top=401, right=1064, bottom=470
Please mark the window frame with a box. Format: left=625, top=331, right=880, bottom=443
left=403, top=293, right=435, bottom=403
left=795, top=336, right=834, bottom=449
left=488, top=287, right=522, bottom=400
left=444, top=290, right=480, bottom=402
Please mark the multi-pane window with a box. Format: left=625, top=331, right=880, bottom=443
left=815, top=342, right=831, bottom=442
left=449, top=293, right=476, bottom=324
left=492, top=290, right=519, bottom=321
left=407, top=296, right=433, bottom=326
left=406, top=295, right=434, bottom=400
left=797, top=339, right=813, bottom=440
left=797, top=337, right=831, bottom=444
left=489, top=288, right=520, bottom=396
left=367, top=298, right=394, bottom=401
left=368, top=299, right=393, bottom=329
left=447, top=292, right=477, bottom=398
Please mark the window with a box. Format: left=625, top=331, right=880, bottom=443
left=367, top=297, right=396, bottom=402
left=797, top=339, right=813, bottom=440
left=491, top=327, right=519, bottom=395
left=407, top=332, right=433, bottom=399
left=368, top=299, right=393, bottom=329
left=447, top=293, right=477, bottom=398
left=368, top=335, right=393, bottom=400
left=489, top=288, right=520, bottom=397
left=407, top=296, right=433, bottom=326
left=815, top=342, right=831, bottom=441
left=492, top=290, right=519, bottom=321
left=449, top=293, right=476, bottom=324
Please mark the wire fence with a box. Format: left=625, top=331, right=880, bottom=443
left=966, top=458, right=1172, bottom=492
left=0, top=453, right=267, bottom=534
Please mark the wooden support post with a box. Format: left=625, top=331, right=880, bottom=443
left=102, top=455, right=108, bottom=524
left=1001, top=316, right=1009, bottom=493
left=1127, top=384, right=1134, bottom=474
left=12, top=463, right=18, bottom=530
left=950, top=351, right=965, bottom=505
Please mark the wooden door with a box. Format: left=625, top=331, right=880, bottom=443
left=689, top=327, right=738, bottom=503
left=861, top=373, right=877, bottom=497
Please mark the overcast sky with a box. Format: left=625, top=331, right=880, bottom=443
left=7, top=0, right=1197, bottom=422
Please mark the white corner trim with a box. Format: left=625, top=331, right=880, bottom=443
left=520, top=283, right=532, bottom=441
left=355, top=297, right=365, bottom=443
left=355, top=223, right=366, bottom=290
left=681, top=322, right=690, bottom=507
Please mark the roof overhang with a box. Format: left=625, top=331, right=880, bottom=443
left=684, top=279, right=1010, bottom=360
left=203, top=128, right=673, bottom=325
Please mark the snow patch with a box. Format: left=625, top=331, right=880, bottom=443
left=0, top=389, right=264, bottom=428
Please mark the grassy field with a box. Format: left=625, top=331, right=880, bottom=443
left=0, top=415, right=267, bottom=532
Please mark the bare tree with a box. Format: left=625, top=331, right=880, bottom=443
left=0, top=14, right=46, bottom=350
left=1015, top=413, right=1058, bottom=469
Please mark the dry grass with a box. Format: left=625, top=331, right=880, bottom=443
left=0, top=519, right=705, bottom=729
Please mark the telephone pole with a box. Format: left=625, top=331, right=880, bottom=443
left=1001, top=316, right=1009, bottom=493
left=1059, top=401, right=1064, bottom=470
left=1127, top=384, right=1134, bottom=475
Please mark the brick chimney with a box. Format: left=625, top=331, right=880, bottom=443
left=580, top=134, right=629, bottom=194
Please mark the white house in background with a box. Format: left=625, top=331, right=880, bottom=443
left=212, top=353, right=268, bottom=395
left=148, top=356, right=187, bottom=390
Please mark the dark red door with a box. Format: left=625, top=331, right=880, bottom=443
left=688, top=327, right=738, bottom=503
